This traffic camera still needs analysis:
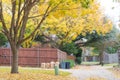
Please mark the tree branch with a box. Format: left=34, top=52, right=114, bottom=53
left=17, top=0, right=39, bottom=45
left=0, top=1, right=9, bottom=34
left=10, top=0, right=16, bottom=39
left=15, top=0, right=22, bottom=28
left=19, top=4, right=51, bottom=44
left=18, top=0, right=64, bottom=44
left=28, top=0, right=63, bottom=19
left=18, top=8, right=31, bottom=45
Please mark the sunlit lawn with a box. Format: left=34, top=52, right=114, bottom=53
left=0, top=66, right=76, bottom=80
left=82, top=62, right=118, bottom=67
left=103, top=63, right=119, bottom=67
left=81, top=62, right=99, bottom=65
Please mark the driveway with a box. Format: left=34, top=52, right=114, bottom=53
left=62, top=66, right=120, bottom=80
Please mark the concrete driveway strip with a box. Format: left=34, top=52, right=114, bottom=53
left=61, top=66, right=120, bottom=80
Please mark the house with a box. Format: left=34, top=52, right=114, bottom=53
left=82, top=47, right=99, bottom=62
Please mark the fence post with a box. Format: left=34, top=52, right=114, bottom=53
left=10, top=48, right=11, bottom=66
left=37, top=48, right=40, bottom=67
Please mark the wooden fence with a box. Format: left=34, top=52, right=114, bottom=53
left=118, top=49, right=120, bottom=64
left=0, top=48, right=67, bottom=67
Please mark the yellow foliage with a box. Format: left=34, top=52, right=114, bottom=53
left=0, top=0, right=112, bottom=47
left=39, top=0, right=112, bottom=45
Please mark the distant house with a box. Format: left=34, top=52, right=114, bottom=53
left=82, top=47, right=99, bottom=62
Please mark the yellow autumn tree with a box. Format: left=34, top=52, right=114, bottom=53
left=0, top=0, right=96, bottom=73
left=22, top=0, right=96, bottom=48
left=37, top=0, right=112, bottom=48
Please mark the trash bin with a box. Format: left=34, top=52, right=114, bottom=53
left=60, top=62, right=66, bottom=69
left=66, top=62, right=70, bottom=69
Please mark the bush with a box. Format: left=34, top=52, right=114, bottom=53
left=60, top=42, right=78, bottom=55
left=106, top=47, right=117, bottom=54
left=64, top=60, right=75, bottom=68
left=75, top=48, right=82, bottom=57
left=76, top=57, right=82, bottom=64
left=0, top=33, right=7, bottom=47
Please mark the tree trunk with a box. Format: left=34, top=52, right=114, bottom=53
left=11, top=46, right=19, bottom=73
left=99, top=50, right=104, bottom=66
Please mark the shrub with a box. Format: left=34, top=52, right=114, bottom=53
left=76, top=57, right=82, bottom=64
left=60, top=42, right=78, bottom=55
left=106, top=47, right=117, bottom=54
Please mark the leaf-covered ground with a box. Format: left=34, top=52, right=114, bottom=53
left=109, top=67, right=120, bottom=79
left=0, top=67, right=76, bottom=80
left=86, top=77, right=106, bottom=80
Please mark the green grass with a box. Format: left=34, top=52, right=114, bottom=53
left=81, top=62, right=119, bottom=67
left=103, top=63, right=119, bottom=67
left=81, top=61, right=99, bottom=65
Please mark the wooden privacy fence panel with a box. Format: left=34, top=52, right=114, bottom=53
left=19, top=48, right=38, bottom=67
left=67, top=55, right=76, bottom=61
left=57, top=49, right=67, bottom=62
left=0, top=48, right=67, bottom=67
left=118, top=49, right=120, bottom=64
left=0, top=48, right=11, bottom=66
